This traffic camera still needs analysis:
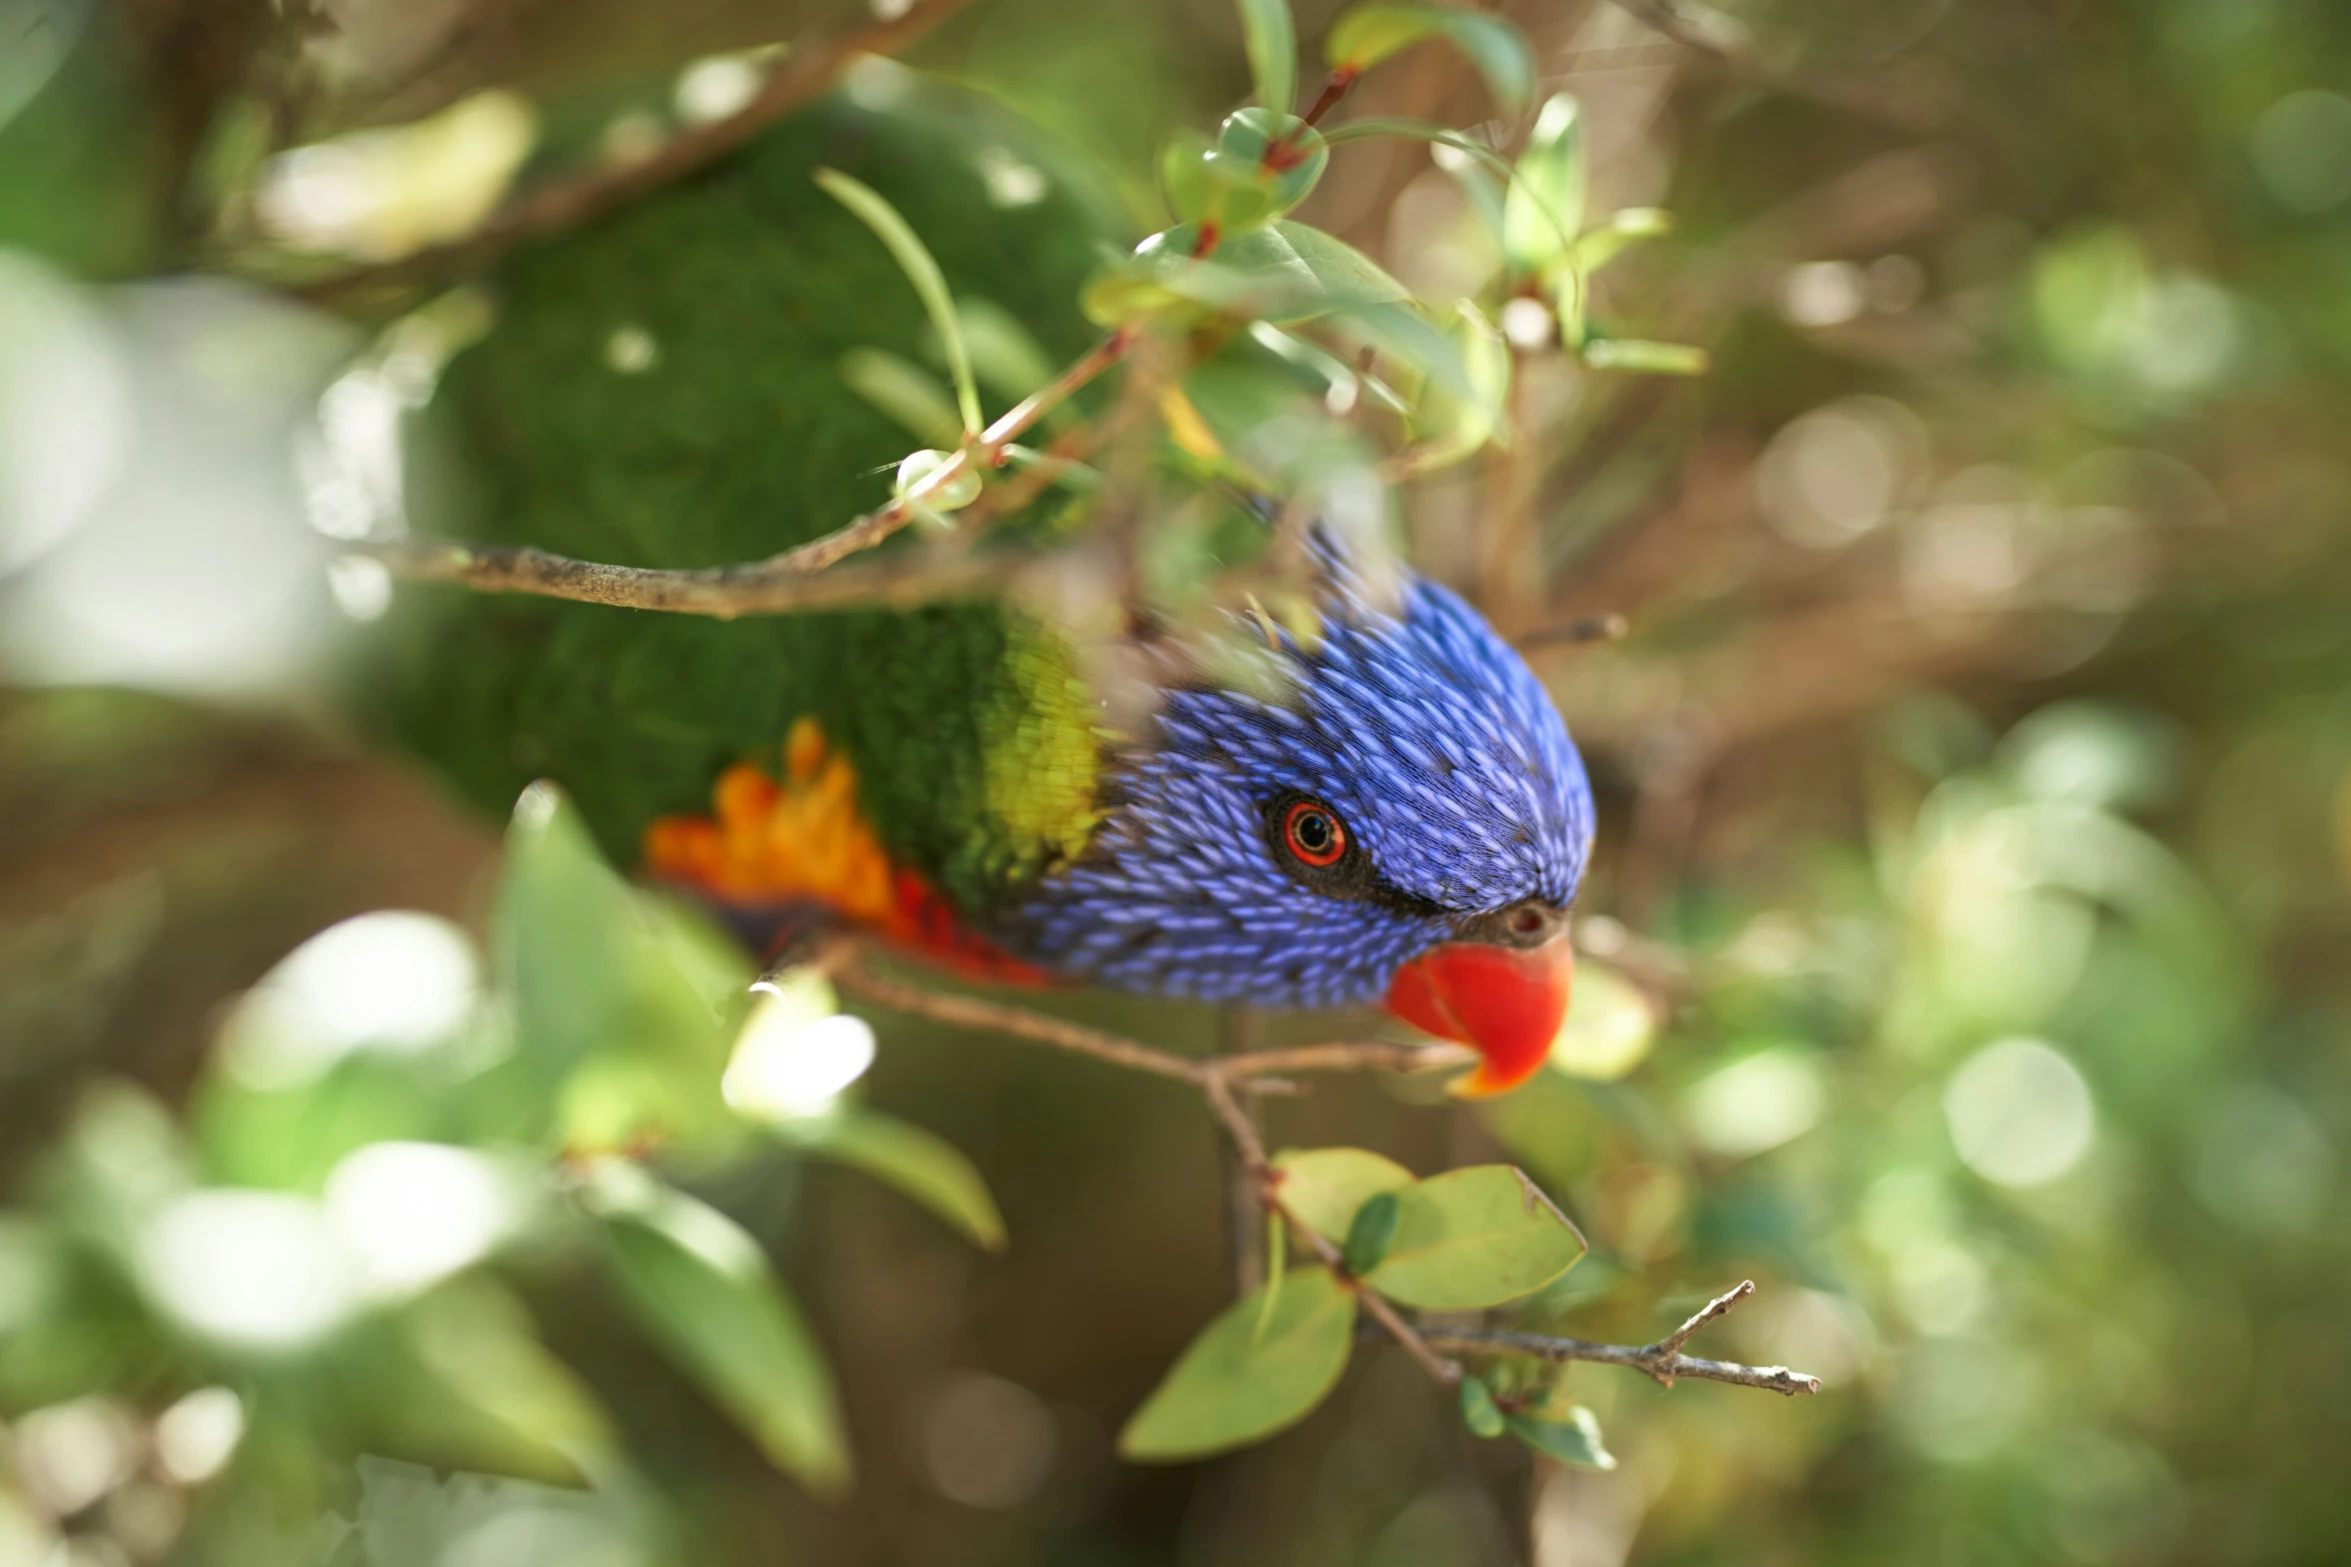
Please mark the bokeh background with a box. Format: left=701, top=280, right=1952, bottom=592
left=5, top=0, right=2351, bottom=1562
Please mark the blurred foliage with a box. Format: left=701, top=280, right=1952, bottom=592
left=4, top=0, right=2351, bottom=1563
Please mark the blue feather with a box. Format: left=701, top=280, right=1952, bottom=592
left=994, top=559, right=1595, bottom=1009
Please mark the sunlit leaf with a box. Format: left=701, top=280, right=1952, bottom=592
left=1572, top=207, right=1673, bottom=273
left=1459, top=1374, right=1505, bottom=1438
left=1363, top=1165, right=1586, bottom=1310
left=1329, top=299, right=1482, bottom=407
left=1216, top=109, right=1330, bottom=219
left=1109, top=220, right=1410, bottom=326
left=583, top=1163, right=850, bottom=1496
left=1160, top=129, right=1282, bottom=232
left=1581, top=337, right=1710, bottom=375
left=1271, top=1146, right=1414, bottom=1242
left=1504, top=93, right=1584, bottom=276
left=1326, top=4, right=1536, bottom=115
left=838, top=347, right=962, bottom=447
left=1118, top=1265, right=1356, bottom=1460
left=1507, top=1406, right=1616, bottom=1469
left=497, top=783, right=640, bottom=1082
left=1236, top=0, right=1298, bottom=114
left=814, top=167, right=982, bottom=436
left=771, top=1109, right=1005, bottom=1252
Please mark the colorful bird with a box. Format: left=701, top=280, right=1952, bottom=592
left=372, top=102, right=1594, bottom=1096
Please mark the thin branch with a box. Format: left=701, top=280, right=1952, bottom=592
left=306, top=0, right=980, bottom=300
left=1419, top=1280, right=1824, bottom=1396
left=838, top=962, right=1206, bottom=1085
left=370, top=328, right=1133, bottom=618
left=838, top=964, right=1813, bottom=1398
left=1219, top=1008, right=1269, bottom=1295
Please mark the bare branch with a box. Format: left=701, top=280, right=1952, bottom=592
left=1419, top=1280, right=1824, bottom=1396
left=836, top=965, right=1811, bottom=1399
left=838, top=962, right=1208, bottom=1086
left=307, top=0, right=980, bottom=300
left=370, top=328, right=1134, bottom=617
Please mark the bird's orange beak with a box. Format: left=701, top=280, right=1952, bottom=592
left=1384, top=938, right=1574, bottom=1097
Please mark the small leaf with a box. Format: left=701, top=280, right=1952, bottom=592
left=1580, top=337, right=1710, bottom=376
left=1216, top=109, right=1330, bottom=218
left=1118, top=1266, right=1356, bottom=1461
left=1159, top=129, right=1282, bottom=232
left=497, top=783, right=640, bottom=1084
left=1341, top=1190, right=1401, bottom=1275
left=1271, top=1147, right=1414, bottom=1242
left=1507, top=1406, right=1617, bottom=1469
left=1272, top=221, right=1412, bottom=308
left=1458, top=1374, right=1505, bottom=1439
left=1325, top=4, right=1535, bottom=115
left=1329, top=299, right=1482, bottom=407
left=1363, top=1165, right=1586, bottom=1311
left=815, top=168, right=982, bottom=437
left=1236, top=0, right=1299, bottom=114
left=1572, top=207, right=1674, bottom=273
left=1504, top=93, right=1584, bottom=276
left=1102, top=220, right=1409, bottom=326
left=893, top=449, right=982, bottom=512
left=838, top=347, right=962, bottom=447
left=771, top=1109, right=1005, bottom=1252
left=583, top=1163, right=851, bottom=1496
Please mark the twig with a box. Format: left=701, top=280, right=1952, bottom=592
left=837, top=963, right=1814, bottom=1399
left=305, top=0, right=980, bottom=300
left=370, top=328, right=1133, bottom=617
left=1418, top=1281, right=1823, bottom=1396
left=838, top=963, right=1206, bottom=1085
left=1219, top=1007, right=1268, bottom=1294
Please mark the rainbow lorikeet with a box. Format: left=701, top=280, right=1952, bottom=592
left=375, top=99, right=1594, bottom=1095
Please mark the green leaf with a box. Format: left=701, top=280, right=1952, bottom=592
left=1459, top=1374, right=1505, bottom=1439
left=1105, top=220, right=1409, bottom=326
left=1217, top=109, right=1330, bottom=220
left=1402, top=299, right=1510, bottom=470
left=1572, top=206, right=1673, bottom=273
left=1507, top=1406, right=1617, bottom=1469
left=1580, top=337, right=1710, bottom=376
left=497, top=783, right=641, bottom=1084
left=1341, top=1190, right=1401, bottom=1275
left=1160, top=129, right=1282, bottom=232
left=1504, top=93, right=1584, bottom=275
left=815, top=167, right=982, bottom=437
left=1363, top=1165, right=1587, bottom=1310
left=838, top=347, right=962, bottom=447
left=1118, top=1266, right=1356, bottom=1461
left=1271, top=1147, right=1414, bottom=1242
left=1548, top=958, right=1661, bottom=1081
left=771, top=1109, right=1005, bottom=1252
left=1329, top=299, right=1482, bottom=408
left=1326, top=4, right=1536, bottom=115
left=1324, top=117, right=1573, bottom=259
left=1236, top=0, right=1298, bottom=114
left=583, top=1163, right=850, bottom=1496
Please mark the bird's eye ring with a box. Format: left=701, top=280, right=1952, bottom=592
left=1281, top=800, right=1347, bottom=868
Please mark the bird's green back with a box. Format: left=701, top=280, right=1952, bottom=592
left=373, top=96, right=1115, bottom=910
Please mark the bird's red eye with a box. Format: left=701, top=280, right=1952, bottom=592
left=1282, top=801, right=1347, bottom=868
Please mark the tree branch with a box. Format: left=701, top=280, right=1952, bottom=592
left=1419, top=1281, right=1823, bottom=1396
left=307, top=0, right=980, bottom=300
left=838, top=959, right=1818, bottom=1399
left=368, top=327, right=1133, bottom=617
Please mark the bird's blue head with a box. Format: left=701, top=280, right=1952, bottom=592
left=1001, top=555, right=1595, bottom=1095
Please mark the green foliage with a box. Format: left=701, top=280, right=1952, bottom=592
left=1118, top=1265, right=1357, bottom=1460
left=1339, top=1189, right=1400, bottom=1275
left=1268, top=1146, right=1413, bottom=1242
left=815, top=166, right=983, bottom=435
left=1233, top=0, right=1298, bottom=117
left=1325, top=4, right=1536, bottom=115
left=1360, top=1166, right=1586, bottom=1310
left=1456, top=1374, right=1505, bottom=1439
left=583, top=1161, right=851, bottom=1497
left=766, top=1109, right=1006, bottom=1252
left=1505, top=1406, right=1614, bottom=1470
